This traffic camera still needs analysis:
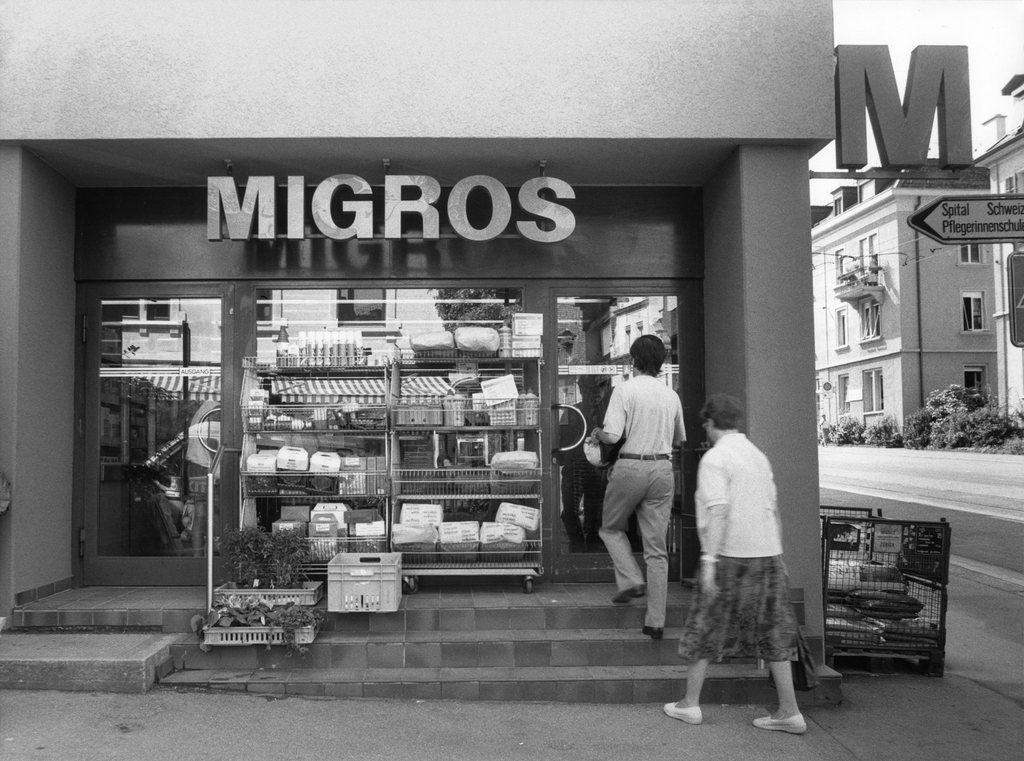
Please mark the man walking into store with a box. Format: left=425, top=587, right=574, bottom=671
left=588, top=334, right=686, bottom=639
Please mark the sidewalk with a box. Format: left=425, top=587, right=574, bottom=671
left=1, top=673, right=1020, bottom=761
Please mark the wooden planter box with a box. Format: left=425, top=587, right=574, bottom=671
left=213, top=581, right=323, bottom=607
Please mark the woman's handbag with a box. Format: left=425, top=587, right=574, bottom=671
left=791, top=626, right=820, bottom=691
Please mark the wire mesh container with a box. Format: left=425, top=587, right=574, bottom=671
left=392, top=396, right=444, bottom=426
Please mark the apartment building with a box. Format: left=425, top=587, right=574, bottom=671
left=812, top=175, right=996, bottom=428
left=975, top=74, right=1024, bottom=413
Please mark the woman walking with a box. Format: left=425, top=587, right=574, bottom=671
left=664, top=393, right=806, bottom=734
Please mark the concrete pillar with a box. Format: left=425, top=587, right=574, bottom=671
left=0, top=147, right=77, bottom=619
left=702, top=145, right=824, bottom=645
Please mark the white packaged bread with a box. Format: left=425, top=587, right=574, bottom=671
left=439, top=521, right=480, bottom=544
left=480, top=522, right=526, bottom=545
left=411, top=330, right=455, bottom=351
left=454, top=326, right=500, bottom=353
left=391, top=522, right=438, bottom=545
left=399, top=503, right=444, bottom=527
left=495, top=502, right=540, bottom=532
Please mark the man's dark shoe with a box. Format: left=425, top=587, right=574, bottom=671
left=642, top=625, right=664, bottom=640
left=612, top=585, right=646, bottom=603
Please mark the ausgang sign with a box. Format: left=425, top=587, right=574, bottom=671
left=908, top=195, right=1024, bottom=244
left=207, top=174, right=575, bottom=243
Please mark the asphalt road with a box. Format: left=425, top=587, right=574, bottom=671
left=818, top=447, right=1024, bottom=574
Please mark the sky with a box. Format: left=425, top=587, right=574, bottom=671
left=809, top=0, right=1024, bottom=205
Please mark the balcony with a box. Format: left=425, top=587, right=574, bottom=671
left=834, top=265, right=885, bottom=303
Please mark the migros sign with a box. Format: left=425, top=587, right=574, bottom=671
left=207, top=174, right=575, bottom=243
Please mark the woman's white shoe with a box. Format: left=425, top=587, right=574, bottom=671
left=663, top=703, right=703, bottom=724
left=752, top=713, right=807, bottom=734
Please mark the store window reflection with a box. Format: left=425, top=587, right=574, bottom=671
left=98, top=298, right=221, bottom=557
left=556, top=295, right=679, bottom=554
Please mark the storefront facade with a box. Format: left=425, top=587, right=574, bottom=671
left=0, top=1, right=831, bottom=644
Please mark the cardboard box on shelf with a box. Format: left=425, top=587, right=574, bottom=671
left=276, top=446, right=309, bottom=471
left=309, top=451, right=342, bottom=473
left=280, top=504, right=311, bottom=522
left=343, top=508, right=383, bottom=526
left=272, top=519, right=308, bottom=534
left=353, top=520, right=387, bottom=537
left=308, top=520, right=338, bottom=538
left=512, top=313, right=543, bottom=336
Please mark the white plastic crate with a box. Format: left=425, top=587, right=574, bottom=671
left=202, top=624, right=316, bottom=647
left=328, top=552, right=402, bottom=613
left=213, top=581, right=323, bottom=607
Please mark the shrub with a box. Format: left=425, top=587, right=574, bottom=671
left=924, top=384, right=986, bottom=419
left=219, top=526, right=310, bottom=588
left=863, top=416, right=903, bottom=448
left=833, top=416, right=865, bottom=445
left=932, top=405, right=1022, bottom=449
left=903, top=408, right=933, bottom=449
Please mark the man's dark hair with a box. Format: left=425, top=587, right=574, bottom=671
left=630, top=334, right=667, bottom=375
left=700, top=393, right=744, bottom=430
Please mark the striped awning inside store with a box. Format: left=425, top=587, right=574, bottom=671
left=99, top=368, right=222, bottom=401
left=270, top=376, right=452, bottom=404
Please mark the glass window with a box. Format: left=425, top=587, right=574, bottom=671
left=555, top=294, right=678, bottom=554
left=859, top=300, right=880, bottom=339
left=964, top=366, right=985, bottom=390
left=837, top=374, right=850, bottom=414
left=254, top=287, right=524, bottom=364
left=863, top=368, right=884, bottom=412
left=959, top=244, right=982, bottom=264
left=835, top=308, right=848, bottom=347
left=97, top=297, right=222, bottom=558
left=961, top=292, right=984, bottom=331
left=859, top=233, right=878, bottom=270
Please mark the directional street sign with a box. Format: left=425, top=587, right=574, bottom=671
left=908, top=194, right=1024, bottom=244
left=1009, top=253, right=1024, bottom=349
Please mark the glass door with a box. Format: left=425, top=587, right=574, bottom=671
left=82, top=286, right=233, bottom=585
left=550, top=292, right=683, bottom=581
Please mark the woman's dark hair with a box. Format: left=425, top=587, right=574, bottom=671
left=630, top=334, right=667, bottom=375
left=700, top=393, right=744, bottom=430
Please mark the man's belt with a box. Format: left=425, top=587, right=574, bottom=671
left=617, top=453, right=671, bottom=461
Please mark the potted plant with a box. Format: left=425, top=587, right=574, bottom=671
left=214, top=526, right=323, bottom=606
left=190, top=597, right=323, bottom=655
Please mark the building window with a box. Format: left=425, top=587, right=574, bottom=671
left=835, top=308, right=848, bottom=347
left=836, top=248, right=853, bottom=275
left=837, top=374, right=850, bottom=414
left=959, top=244, right=982, bottom=264
left=961, top=292, right=984, bottom=331
left=863, top=368, right=884, bottom=412
left=859, top=299, right=880, bottom=339
left=859, top=233, right=878, bottom=270
left=1007, top=174, right=1018, bottom=194
left=964, top=366, right=985, bottom=390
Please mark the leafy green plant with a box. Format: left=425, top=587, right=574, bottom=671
left=219, top=526, right=310, bottom=589
left=931, top=405, right=1021, bottom=449
left=190, top=598, right=323, bottom=656
left=863, top=416, right=903, bottom=448
left=833, top=416, right=865, bottom=445
left=903, top=408, right=933, bottom=449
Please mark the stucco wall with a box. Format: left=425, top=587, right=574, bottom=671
left=704, top=145, right=823, bottom=641
left=0, top=0, right=833, bottom=142
left=0, top=148, right=77, bottom=611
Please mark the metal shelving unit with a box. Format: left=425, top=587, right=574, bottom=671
left=390, top=355, right=544, bottom=593
left=239, top=356, right=392, bottom=578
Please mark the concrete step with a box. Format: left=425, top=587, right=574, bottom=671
left=158, top=662, right=843, bottom=705
left=12, top=599, right=688, bottom=634
left=171, top=628, right=688, bottom=671
left=0, top=632, right=183, bottom=693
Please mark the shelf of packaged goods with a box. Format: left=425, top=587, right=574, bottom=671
left=241, top=471, right=390, bottom=500
left=243, top=357, right=389, bottom=374
left=391, top=467, right=540, bottom=498
left=243, top=404, right=387, bottom=434
left=391, top=425, right=538, bottom=433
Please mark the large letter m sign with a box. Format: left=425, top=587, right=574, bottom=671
left=835, top=45, right=972, bottom=169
